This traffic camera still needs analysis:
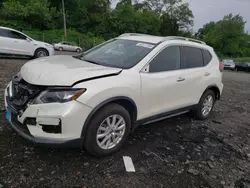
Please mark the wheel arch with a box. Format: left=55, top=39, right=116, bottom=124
left=81, top=96, right=138, bottom=137
left=202, top=85, right=221, bottom=100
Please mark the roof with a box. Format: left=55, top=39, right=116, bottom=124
left=117, top=33, right=211, bottom=49
left=118, top=34, right=165, bottom=44
left=0, top=26, right=20, bottom=33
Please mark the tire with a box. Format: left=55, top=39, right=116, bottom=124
left=59, top=47, right=63, bottom=51
left=194, top=90, right=215, bottom=120
left=76, top=48, right=81, bottom=53
left=84, top=103, right=131, bottom=156
left=34, top=48, right=49, bottom=58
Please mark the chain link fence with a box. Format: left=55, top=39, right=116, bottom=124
left=23, top=30, right=104, bottom=50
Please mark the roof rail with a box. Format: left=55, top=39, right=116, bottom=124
left=119, top=33, right=153, bottom=37
left=162, top=36, right=206, bottom=45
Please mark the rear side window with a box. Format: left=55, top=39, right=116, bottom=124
left=202, top=49, right=212, bottom=65
left=181, top=46, right=204, bottom=69
left=149, top=46, right=181, bottom=72
left=0, top=28, right=9, bottom=37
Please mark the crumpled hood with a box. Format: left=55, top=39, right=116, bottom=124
left=20, top=55, right=122, bottom=86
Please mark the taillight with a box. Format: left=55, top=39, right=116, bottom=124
left=219, top=62, right=224, bottom=72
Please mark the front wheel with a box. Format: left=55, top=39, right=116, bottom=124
left=84, top=103, right=131, bottom=156
left=34, top=48, right=49, bottom=58
left=194, top=90, right=215, bottom=120
left=76, top=48, right=81, bottom=53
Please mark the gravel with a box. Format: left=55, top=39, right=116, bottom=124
left=1, top=54, right=250, bottom=187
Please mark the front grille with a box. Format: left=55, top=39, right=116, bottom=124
left=8, top=75, right=44, bottom=111
left=11, top=112, right=31, bottom=136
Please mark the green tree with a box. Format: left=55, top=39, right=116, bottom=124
left=142, top=0, right=193, bottom=36
left=195, top=22, right=216, bottom=40
left=1, top=0, right=56, bottom=29
left=197, top=14, right=247, bottom=56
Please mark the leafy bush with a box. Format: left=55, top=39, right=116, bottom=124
left=221, top=57, right=250, bottom=63
left=232, top=57, right=250, bottom=63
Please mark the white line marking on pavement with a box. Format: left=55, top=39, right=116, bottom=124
left=123, top=156, right=135, bottom=172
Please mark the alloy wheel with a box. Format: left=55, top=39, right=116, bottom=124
left=96, top=114, right=126, bottom=150
left=201, top=95, right=213, bottom=116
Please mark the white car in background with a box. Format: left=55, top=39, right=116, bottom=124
left=54, top=42, right=82, bottom=52
left=0, top=26, right=55, bottom=58
left=222, top=59, right=236, bottom=71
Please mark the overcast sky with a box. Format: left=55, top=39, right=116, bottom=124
left=112, top=0, right=250, bottom=32
left=185, top=0, right=250, bottom=32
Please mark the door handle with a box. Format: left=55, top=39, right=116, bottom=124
left=204, top=72, right=210, bottom=76
left=177, top=77, right=185, bottom=82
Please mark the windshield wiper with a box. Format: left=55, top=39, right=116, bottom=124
left=83, top=59, right=101, bottom=65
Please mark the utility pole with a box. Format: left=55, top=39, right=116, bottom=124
left=62, top=0, right=67, bottom=40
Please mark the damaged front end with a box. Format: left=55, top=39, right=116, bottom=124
left=6, top=73, right=45, bottom=113
left=4, top=73, right=46, bottom=140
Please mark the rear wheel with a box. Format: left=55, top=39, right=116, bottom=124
left=84, top=103, right=131, bottom=156
left=34, top=48, right=49, bottom=58
left=194, top=90, right=215, bottom=120
left=76, top=48, right=81, bottom=53
left=59, top=47, right=63, bottom=51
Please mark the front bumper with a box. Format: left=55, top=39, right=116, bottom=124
left=7, top=116, right=84, bottom=147
left=48, top=47, right=55, bottom=56
left=4, top=83, right=92, bottom=147
left=223, top=65, right=235, bottom=70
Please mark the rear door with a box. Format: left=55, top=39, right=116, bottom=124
left=63, top=42, right=72, bottom=51
left=140, top=45, right=189, bottom=119
left=179, top=46, right=209, bottom=105
left=68, top=43, right=76, bottom=51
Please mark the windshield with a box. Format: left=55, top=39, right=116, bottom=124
left=79, top=39, right=155, bottom=69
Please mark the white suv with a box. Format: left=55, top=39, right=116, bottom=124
left=4, top=33, right=223, bottom=156
left=0, top=26, right=55, bottom=58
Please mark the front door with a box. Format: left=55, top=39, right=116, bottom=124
left=6, top=30, right=34, bottom=56
left=139, top=45, right=188, bottom=119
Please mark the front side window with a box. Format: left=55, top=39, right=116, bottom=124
left=149, top=46, right=180, bottom=73
left=8, top=31, right=27, bottom=40
left=181, top=46, right=204, bottom=69
left=79, top=39, right=155, bottom=69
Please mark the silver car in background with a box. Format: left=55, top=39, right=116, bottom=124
left=222, top=59, right=236, bottom=71
left=54, top=41, right=82, bottom=52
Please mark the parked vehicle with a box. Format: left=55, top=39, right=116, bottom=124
left=54, top=42, right=82, bottom=52
left=222, top=59, right=236, bottom=71
left=0, top=26, right=55, bottom=58
left=4, top=33, right=224, bottom=156
left=235, top=62, right=250, bottom=72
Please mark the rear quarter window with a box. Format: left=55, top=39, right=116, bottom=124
left=202, top=49, right=212, bottom=65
